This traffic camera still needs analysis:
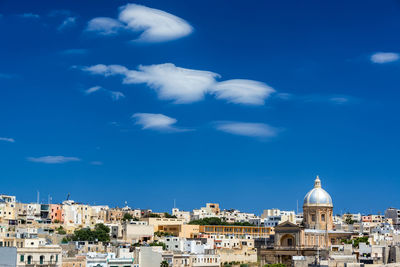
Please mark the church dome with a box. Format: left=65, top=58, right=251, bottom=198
left=303, top=176, right=333, bottom=207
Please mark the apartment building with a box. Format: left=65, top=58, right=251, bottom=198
left=17, top=244, right=62, bottom=267
left=199, top=225, right=273, bottom=238
left=122, top=221, right=154, bottom=243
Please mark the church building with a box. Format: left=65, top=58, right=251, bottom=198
left=259, top=176, right=352, bottom=266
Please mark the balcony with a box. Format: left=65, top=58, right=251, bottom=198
left=23, top=261, right=59, bottom=266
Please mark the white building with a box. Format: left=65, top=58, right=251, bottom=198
left=17, top=242, right=62, bottom=267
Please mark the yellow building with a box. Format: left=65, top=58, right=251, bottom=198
left=199, top=225, right=273, bottom=238
left=157, top=224, right=200, bottom=238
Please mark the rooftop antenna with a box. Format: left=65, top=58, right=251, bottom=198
left=174, top=199, right=176, bottom=209
left=37, top=191, right=40, bottom=204
left=296, top=200, right=299, bottom=215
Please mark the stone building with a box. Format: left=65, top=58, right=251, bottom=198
left=259, top=176, right=352, bottom=267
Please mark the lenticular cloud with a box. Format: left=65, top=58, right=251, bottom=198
left=119, top=4, right=193, bottom=42
left=211, top=79, right=275, bottom=105
left=124, top=64, right=219, bottom=103
left=86, top=4, right=193, bottom=42
left=80, top=63, right=276, bottom=105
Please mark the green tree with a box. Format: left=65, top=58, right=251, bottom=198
left=164, top=213, right=177, bottom=218
left=56, top=226, right=66, bottom=235
left=344, top=214, right=355, bottom=225
left=71, top=223, right=110, bottom=242
left=123, top=213, right=134, bottom=221
left=160, top=260, right=169, bottom=267
left=145, top=213, right=161, bottom=218
left=94, top=223, right=110, bottom=242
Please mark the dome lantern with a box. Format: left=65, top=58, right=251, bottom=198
left=303, top=175, right=333, bottom=207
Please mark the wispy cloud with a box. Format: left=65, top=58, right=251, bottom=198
left=370, top=52, right=399, bottom=64
left=58, top=17, right=77, bottom=31
left=80, top=63, right=275, bottom=105
left=109, top=91, right=125, bottom=101
left=27, top=156, right=81, bottom=164
left=329, top=97, right=349, bottom=104
left=87, top=17, right=124, bottom=36
left=19, top=13, right=40, bottom=19
left=90, top=161, right=103, bottom=165
left=81, top=64, right=128, bottom=76
left=215, top=122, right=280, bottom=138
left=132, top=113, right=189, bottom=132
left=84, top=85, right=125, bottom=101
left=211, top=79, right=275, bottom=105
left=85, top=86, right=102, bottom=95
left=0, top=137, right=15, bottom=143
left=302, top=94, right=354, bottom=105
left=86, top=4, right=192, bottom=42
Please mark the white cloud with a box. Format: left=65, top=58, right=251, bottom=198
left=215, top=122, right=279, bottom=138
left=371, top=52, right=399, bottom=64
left=90, top=161, right=103, bottom=165
left=84, top=85, right=125, bottom=101
left=211, top=79, right=275, bottom=105
left=86, top=4, right=192, bottom=42
left=80, top=63, right=274, bottom=105
left=124, top=64, right=218, bottom=103
left=19, top=13, right=40, bottom=19
left=301, top=94, right=354, bottom=105
left=0, top=137, right=15, bottom=143
left=85, top=86, right=102, bottom=95
left=329, top=97, right=349, bottom=104
left=132, top=113, right=187, bottom=132
left=58, top=17, right=77, bottom=31
left=27, top=156, right=80, bottom=164
left=86, top=17, right=124, bottom=36
left=118, top=4, right=193, bottom=42
left=109, top=91, right=125, bottom=101
left=82, top=64, right=128, bottom=76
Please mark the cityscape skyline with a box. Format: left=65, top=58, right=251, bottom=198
left=1, top=0, right=400, bottom=214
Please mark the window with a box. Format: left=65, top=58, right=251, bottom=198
left=20, top=255, right=24, bottom=262
left=321, top=214, right=325, bottom=222
left=40, top=255, right=45, bottom=265
left=312, top=214, right=316, bottom=222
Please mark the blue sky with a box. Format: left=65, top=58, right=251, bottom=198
left=1, top=0, right=400, bottom=215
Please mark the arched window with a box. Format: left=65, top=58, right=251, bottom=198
left=40, top=255, right=45, bottom=264
left=280, top=234, right=295, bottom=247
left=27, top=256, right=33, bottom=265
